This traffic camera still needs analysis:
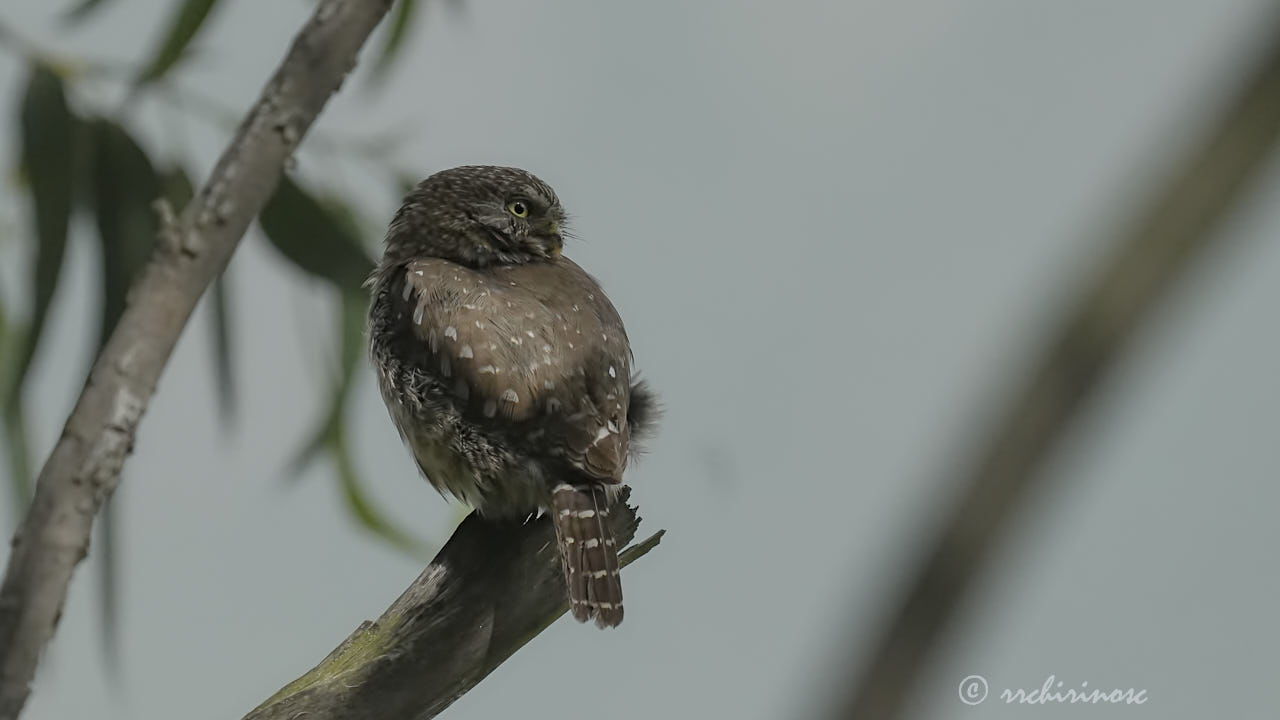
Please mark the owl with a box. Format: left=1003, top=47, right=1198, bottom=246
left=367, top=165, right=657, bottom=628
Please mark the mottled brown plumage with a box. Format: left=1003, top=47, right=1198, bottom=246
left=367, top=166, right=657, bottom=627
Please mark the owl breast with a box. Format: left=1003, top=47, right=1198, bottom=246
left=377, top=380, right=548, bottom=515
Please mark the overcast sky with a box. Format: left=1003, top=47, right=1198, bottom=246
left=2, top=1, right=1279, bottom=718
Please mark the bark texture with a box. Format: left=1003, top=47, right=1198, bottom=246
left=245, top=493, right=662, bottom=720
left=0, top=2, right=395, bottom=716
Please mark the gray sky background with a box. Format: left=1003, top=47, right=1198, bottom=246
left=2, top=1, right=1279, bottom=718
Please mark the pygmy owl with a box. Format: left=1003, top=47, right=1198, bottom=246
left=367, top=165, right=657, bottom=628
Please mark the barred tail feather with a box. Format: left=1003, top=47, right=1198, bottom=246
left=551, top=482, right=623, bottom=628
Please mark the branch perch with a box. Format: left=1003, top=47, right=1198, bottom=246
left=245, top=490, right=663, bottom=720
left=0, top=2, right=394, bottom=716
left=837, top=12, right=1280, bottom=719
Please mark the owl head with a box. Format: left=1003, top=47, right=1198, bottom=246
left=383, top=165, right=568, bottom=268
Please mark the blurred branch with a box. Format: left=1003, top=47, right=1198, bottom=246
left=837, top=14, right=1280, bottom=720
left=0, top=1, right=396, bottom=717
left=245, top=491, right=663, bottom=720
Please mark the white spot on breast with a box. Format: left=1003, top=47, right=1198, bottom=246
left=608, top=365, right=616, bottom=378
left=444, top=326, right=457, bottom=341
left=544, top=380, right=555, bottom=390
left=501, top=389, right=519, bottom=403
left=475, top=320, right=486, bottom=329
left=459, top=344, right=474, bottom=358
left=412, top=304, right=424, bottom=325
left=572, top=304, right=580, bottom=312
left=568, top=342, right=575, bottom=349
left=587, top=293, right=595, bottom=300
left=584, top=538, right=600, bottom=549
left=602, top=333, right=608, bottom=342
left=415, top=269, right=424, bottom=276
left=463, top=303, right=477, bottom=310
left=509, top=335, right=522, bottom=345
left=542, top=343, right=552, bottom=353
left=593, top=426, right=610, bottom=443
left=478, top=365, right=498, bottom=374
left=483, top=400, right=497, bottom=417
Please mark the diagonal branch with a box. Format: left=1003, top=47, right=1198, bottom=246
left=836, top=11, right=1280, bottom=719
left=0, top=2, right=394, bottom=717
left=245, top=490, right=663, bottom=720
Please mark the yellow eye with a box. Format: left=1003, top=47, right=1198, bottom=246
left=507, top=200, right=529, bottom=218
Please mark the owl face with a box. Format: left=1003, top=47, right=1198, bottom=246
left=386, top=165, right=568, bottom=268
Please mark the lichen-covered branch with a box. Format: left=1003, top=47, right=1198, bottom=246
left=245, top=492, right=663, bottom=720
left=0, top=2, right=394, bottom=717
left=836, top=13, right=1280, bottom=719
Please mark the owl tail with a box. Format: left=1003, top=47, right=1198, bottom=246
left=551, top=483, right=623, bottom=628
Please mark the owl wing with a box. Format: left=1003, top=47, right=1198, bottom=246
left=403, top=258, right=633, bottom=482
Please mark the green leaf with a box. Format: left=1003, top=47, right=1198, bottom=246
left=157, top=164, right=195, bottom=209
left=134, top=0, right=221, bottom=86
left=331, top=431, right=423, bottom=554
left=10, top=65, right=77, bottom=411
left=368, top=0, right=419, bottom=85
left=396, top=171, right=422, bottom=197
left=0, top=301, right=14, bottom=404
left=287, top=294, right=366, bottom=476
left=158, top=164, right=236, bottom=423
left=0, top=300, right=34, bottom=515
left=337, top=287, right=365, bottom=386
left=209, top=270, right=235, bottom=425
left=64, top=0, right=113, bottom=23
left=2, top=399, right=33, bottom=519
left=87, top=119, right=162, bottom=348
left=96, top=493, right=121, bottom=672
left=87, top=129, right=162, bottom=670
left=285, top=297, right=424, bottom=555
left=259, top=175, right=375, bottom=294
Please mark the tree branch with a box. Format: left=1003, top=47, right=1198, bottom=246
left=836, top=11, right=1280, bottom=719
left=245, top=490, right=663, bottom=720
left=0, top=2, right=394, bottom=717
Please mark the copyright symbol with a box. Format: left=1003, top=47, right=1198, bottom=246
left=958, top=675, right=988, bottom=705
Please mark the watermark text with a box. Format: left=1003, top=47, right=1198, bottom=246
left=959, top=675, right=1148, bottom=707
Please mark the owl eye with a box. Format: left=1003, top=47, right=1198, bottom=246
left=507, top=200, right=530, bottom=218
